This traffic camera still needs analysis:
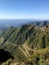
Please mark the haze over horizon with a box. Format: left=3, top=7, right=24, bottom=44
left=0, top=0, right=49, bottom=19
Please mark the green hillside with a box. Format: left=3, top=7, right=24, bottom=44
left=0, top=24, right=49, bottom=65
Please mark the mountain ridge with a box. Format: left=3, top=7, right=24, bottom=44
left=0, top=23, right=49, bottom=65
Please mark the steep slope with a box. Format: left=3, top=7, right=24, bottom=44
left=0, top=24, right=49, bottom=65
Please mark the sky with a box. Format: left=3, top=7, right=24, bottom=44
left=0, top=0, right=49, bottom=19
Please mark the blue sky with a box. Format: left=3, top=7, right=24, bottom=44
left=0, top=0, right=49, bottom=19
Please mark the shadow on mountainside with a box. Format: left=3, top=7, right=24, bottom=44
left=0, top=49, right=14, bottom=63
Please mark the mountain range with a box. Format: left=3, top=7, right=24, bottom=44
left=0, top=19, right=49, bottom=29
left=0, top=20, right=49, bottom=65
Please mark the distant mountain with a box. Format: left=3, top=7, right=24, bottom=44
left=27, top=21, right=49, bottom=27
left=0, top=19, right=49, bottom=29
left=0, top=19, right=34, bottom=28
